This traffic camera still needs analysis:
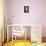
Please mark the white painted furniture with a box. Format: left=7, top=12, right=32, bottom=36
left=7, top=24, right=26, bottom=43
left=7, top=24, right=42, bottom=43
left=31, top=25, right=42, bottom=43
left=12, top=25, right=25, bottom=42
left=7, top=24, right=31, bottom=43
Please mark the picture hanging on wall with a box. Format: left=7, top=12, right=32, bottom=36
left=24, top=6, right=29, bottom=13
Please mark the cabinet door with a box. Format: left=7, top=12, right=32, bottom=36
left=31, top=25, right=42, bottom=43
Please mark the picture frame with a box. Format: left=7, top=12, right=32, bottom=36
left=24, top=6, right=29, bottom=13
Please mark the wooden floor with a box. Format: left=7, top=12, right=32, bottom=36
left=3, top=40, right=46, bottom=46
left=3, top=40, right=31, bottom=46
left=42, top=37, right=46, bottom=42
left=3, top=37, right=46, bottom=46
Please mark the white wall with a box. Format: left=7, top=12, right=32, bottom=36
left=0, top=0, right=4, bottom=43
left=7, top=0, right=46, bottom=37
left=32, top=0, right=46, bottom=37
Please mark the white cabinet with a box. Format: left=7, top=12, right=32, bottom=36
left=31, top=25, right=42, bottom=43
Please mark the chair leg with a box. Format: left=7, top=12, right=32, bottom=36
left=12, top=30, right=13, bottom=43
left=15, top=36, right=16, bottom=42
left=25, top=30, right=26, bottom=43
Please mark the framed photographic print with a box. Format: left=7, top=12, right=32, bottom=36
left=24, top=6, right=29, bottom=13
